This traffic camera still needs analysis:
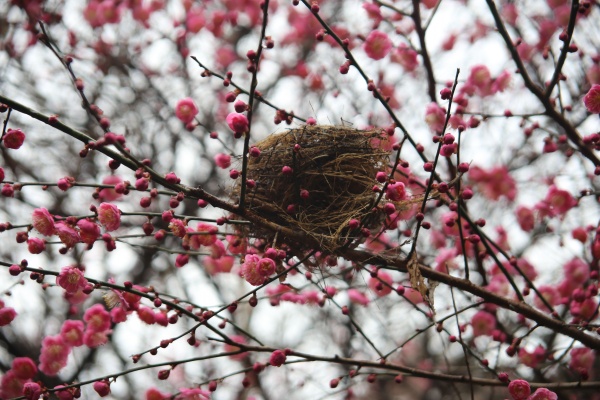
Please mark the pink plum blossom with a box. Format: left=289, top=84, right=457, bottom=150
left=508, top=379, right=530, bottom=400
left=226, top=112, right=249, bottom=135
left=32, top=208, right=55, bottom=236
left=241, top=255, right=276, bottom=286
left=269, top=349, right=287, bottom=367
left=11, top=357, right=37, bottom=380
left=77, top=219, right=101, bottom=245
left=368, top=270, right=393, bottom=296
left=98, top=175, right=123, bottom=202
left=584, top=84, right=600, bottom=113
left=3, top=128, right=26, bottom=149
left=364, top=30, right=392, bottom=60
left=27, top=237, right=46, bottom=254
left=214, top=153, right=231, bottom=169
left=55, top=222, right=80, bottom=248
left=56, top=266, right=88, bottom=294
left=470, top=310, right=496, bottom=337
left=385, top=182, right=407, bottom=201
left=528, top=388, right=557, bottom=400
left=424, top=102, right=446, bottom=132
left=84, top=304, right=111, bottom=332
left=175, top=98, right=199, bottom=124
left=347, top=289, right=370, bottom=306
left=97, top=202, right=121, bottom=231
left=60, top=320, right=84, bottom=347
left=569, top=347, right=595, bottom=374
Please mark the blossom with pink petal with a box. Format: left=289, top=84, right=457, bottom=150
left=224, top=335, right=248, bottom=360
left=98, top=175, right=123, bottom=202
left=583, top=84, right=600, bottom=114
left=12, top=357, right=37, bottom=380
left=226, top=112, right=249, bottom=135
left=368, top=270, right=393, bottom=296
left=187, top=223, right=218, bottom=248
left=175, top=98, right=199, bottom=124
left=175, top=388, right=211, bottom=400
left=97, top=202, right=121, bottom=231
left=214, top=153, right=231, bottom=169
left=169, top=218, right=187, bottom=238
left=468, top=165, right=516, bottom=201
left=56, top=266, right=88, bottom=294
left=83, top=329, right=110, bottom=347
left=269, top=349, right=287, bottom=367
left=569, top=347, right=595, bottom=374
left=27, top=237, right=46, bottom=254
left=515, top=205, right=535, bottom=232
left=32, top=208, right=55, bottom=236
left=537, top=185, right=577, bottom=218
left=424, top=102, right=446, bottom=133
left=528, top=388, right=557, bottom=400
left=93, top=380, right=111, bottom=397
left=84, top=304, right=111, bottom=332
left=347, top=289, right=370, bottom=306
left=364, top=30, right=392, bottom=60
left=60, top=320, right=84, bottom=347
left=186, top=8, right=206, bottom=33
left=241, top=254, right=275, bottom=286
left=470, top=310, right=496, bottom=337
left=38, top=335, right=70, bottom=376
left=467, top=65, right=493, bottom=96
left=385, top=181, right=407, bottom=201
left=55, top=222, right=80, bottom=248
left=3, top=128, right=26, bottom=149
left=508, top=379, right=530, bottom=400
left=77, top=219, right=101, bottom=245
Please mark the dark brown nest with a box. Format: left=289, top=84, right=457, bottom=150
left=232, top=125, right=391, bottom=250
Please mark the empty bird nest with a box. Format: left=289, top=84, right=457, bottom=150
left=231, top=125, right=398, bottom=251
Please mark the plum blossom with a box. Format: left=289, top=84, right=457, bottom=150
left=98, top=175, right=123, bottom=202
left=32, top=208, right=55, bottom=236
left=569, top=347, right=595, bottom=375
left=468, top=166, right=516, bottom=201
left=77, top=219, right=101, bottom=245
left=584, top=84, right=600, bottom=113
left=226, top=112, right=249, bottom=135
left=55, top=222, right=80, bottom=248
left=38, top=335, right=70, bottom=376
left=364, top=30, right=392, bottom=60
left=347, top=289, right=370, bottom=306
left=536, top=185, right=577, bottom=218
left=214, top=153, right=231, bottom=169
left=424, top=102, right=446, bottom=132
left=56, top=266, right=88, bottom=294
left=368, top=270, right=393, bottom=296
left=60, top=320, right=84, bottom=347
left=528, top=388, right=557, bottom=400
left=97, top=202, right=121, bottom=231
left=269, top=349, right=287, bottom=367
left=241, top=255, right=276, bottom=286
left=84, top=304, right=111, bottom=332
left=27, top=237, right=46, bottom=254
left=471, top=310, right=496, bottom=337
left=515, top=206, right=535, bottom=232
left=508, top=379, right=530, bottom=400
left=3, top=128, right=26, bottom=149
left=385, top=182, right=407, bottom=201
left=175, top=98, right=199, bottom=124
left=11, top=357, right=37, bottom=380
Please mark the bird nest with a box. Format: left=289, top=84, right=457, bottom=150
left=232, top=125, right=392, bottom=251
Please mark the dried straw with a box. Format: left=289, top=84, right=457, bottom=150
left=232, top=125, right=390, bottom=251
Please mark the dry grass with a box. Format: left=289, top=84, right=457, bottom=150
left=232, top=125, right=392, bottom=250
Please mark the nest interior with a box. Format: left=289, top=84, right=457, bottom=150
left=233, top=125, right=390, bottom=249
